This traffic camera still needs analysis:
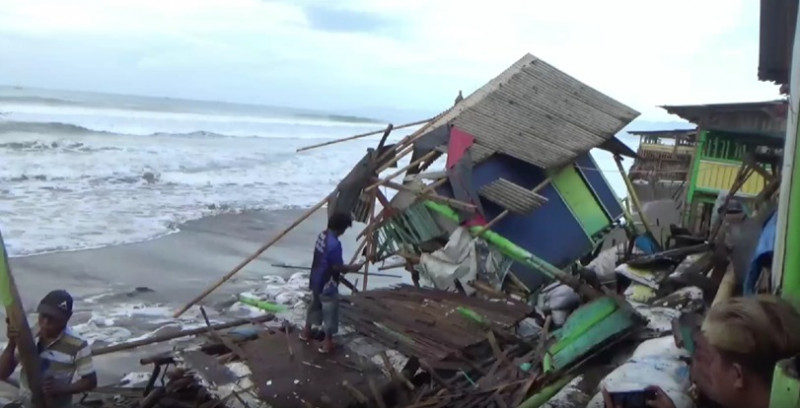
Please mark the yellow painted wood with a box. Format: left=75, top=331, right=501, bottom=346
left=696, top=160, right=767, bottom=196
left=639, top=143, right=695, bottom=155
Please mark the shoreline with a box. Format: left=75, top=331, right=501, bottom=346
left=3, top=204, right=322, bottom=259
left=4, top=207, right=410, bottom=386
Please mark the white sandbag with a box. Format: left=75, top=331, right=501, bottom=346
left=586, top=336, right=694, bottom=408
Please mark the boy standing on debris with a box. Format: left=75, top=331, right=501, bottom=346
left=0, top=290, right=98, bottom=408
left=300, top=213, right=363, bottom=354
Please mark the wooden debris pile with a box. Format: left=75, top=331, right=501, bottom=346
left=341, top=285, right=530, bottom=362
left=340, top=285, right=545, bottom=408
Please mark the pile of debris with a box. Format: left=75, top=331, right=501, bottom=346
left=67, top=48, right=791, bottom=408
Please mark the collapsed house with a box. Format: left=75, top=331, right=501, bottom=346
left=74, top=7, right=800, bottom=402
left=351, top=53, right=641, bottom=293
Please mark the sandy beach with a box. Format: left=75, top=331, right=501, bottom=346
left=5, top=207, right=410, bottom=385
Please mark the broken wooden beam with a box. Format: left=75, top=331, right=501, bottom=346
left=92, top=314, right=274, bottom=356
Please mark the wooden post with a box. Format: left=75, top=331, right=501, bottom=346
left=708, top=163, right=752, bottom=241
left=361, top=191, right=377, bottom=291
left=0, top=230, right=46, bottom=408
left=296, top=118, right=430, bottom=153
left=376, top=124, right=394, bottom=152
left=174, top=195, right=329, bottom=317
left=613, top=155, right=658, bottom=241
left=92, top=314, right=275, bottom=356
left=376, top=144, right=415, bottom=174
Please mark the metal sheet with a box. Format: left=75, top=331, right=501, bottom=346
left=759, top=0, right=798, bottom=85
left=417, top=54, right=639, bottom=169
left=478, top=178, right=547, bottom=214
left=662, top=101, right=788, bottom=139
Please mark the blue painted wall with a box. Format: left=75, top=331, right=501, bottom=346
left=575, top=154, right=624, bottom=222
left=439, top=152, right=616, bottom=290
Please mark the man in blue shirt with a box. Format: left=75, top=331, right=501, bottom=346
left=299, top=213, right=363, bottom=353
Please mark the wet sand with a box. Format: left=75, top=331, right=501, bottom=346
left=5, top=208, right=410, bottom=385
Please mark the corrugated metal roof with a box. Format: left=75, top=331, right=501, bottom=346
left=759, top=0, right=798, bottom=85
left=470, top=144, right=495, bottom=164
left=419, top=54, right=640, bottom=169
left=433, top=143, right=495, bottom=164
left=598, top=136, right=638, bottom=159
left=478, top=178, right=548, bottom=214
left=661, top=101, right=788, bottom=139
left=627, top=129, right=697, bottom=139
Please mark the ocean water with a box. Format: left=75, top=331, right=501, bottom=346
left=0, top=86, right=417, bottom=257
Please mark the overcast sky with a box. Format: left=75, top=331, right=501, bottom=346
left=0, top=0, right=783, bottom=120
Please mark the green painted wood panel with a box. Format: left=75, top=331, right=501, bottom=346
left=552, top=166, right=610, bottom=237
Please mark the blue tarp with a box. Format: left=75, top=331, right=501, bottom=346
left=744, top=209, right=778, bottom=295
left=634, top=233, right=662, bottom=255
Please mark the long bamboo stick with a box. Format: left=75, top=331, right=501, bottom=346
left=376, top=144, right=415, bottom=174
left=296, top=118, right=431, bottom=153
left=380, top=180, right=476, bottom=212
left=92, top=314, right=274, bottom=356
left=613, top=155, right=658, bottom=241
left=174, top=195, right=329, bottom=317
left=365, top=150, right=439, bottom=193
left=0, top=230, right=46, bottom=408
left=362, top=190, right=378, bottom=291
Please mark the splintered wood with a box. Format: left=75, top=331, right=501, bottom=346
left=341, top=285, right=529, bottom=361
left=341, top=285, right=544, bottom=408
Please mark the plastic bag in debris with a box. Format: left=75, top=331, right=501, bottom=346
left=586, top=336, right=694, bottom=408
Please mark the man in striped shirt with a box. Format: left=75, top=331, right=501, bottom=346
left=0, top=290, right=97, bottom=407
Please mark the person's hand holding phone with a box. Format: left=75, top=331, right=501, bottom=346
left=643, top=386, right=676, bottom=408
left=602, top=386, right=676, bottom=408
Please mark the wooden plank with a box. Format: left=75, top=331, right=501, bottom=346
left=0, top=229, right=45, bottom=408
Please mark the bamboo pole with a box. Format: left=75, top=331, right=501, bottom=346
left=365, top=150, right=439, bottom=193
left=362, top=191, right=377, bottom=291
left=0, top=230, right=46, bottom=408
left=174, top=195, right=329, bottom=317
left=613, top=155, right=658, bottom=241
left=92, top=314, right=275, bottom=356
left=296, top=118, right=431, bottom=153
left=422, top=178, right=448, bottom=194
left=376, top=144, right=415, bottom=174
left=380, top=180, right=476, bottom=212
left=348, top=238, right=367, bottom=265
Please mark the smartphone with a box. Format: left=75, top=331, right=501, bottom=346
left=608, top=389, right=657, bottom=408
